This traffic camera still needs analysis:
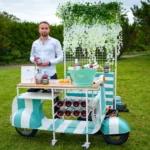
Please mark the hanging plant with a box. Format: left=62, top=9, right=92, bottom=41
left=56, top=1, right=123, bottom=65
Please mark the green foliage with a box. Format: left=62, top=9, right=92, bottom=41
left=131, top=0, right=150, bottom=51
left=0, top=56, right=13, bottom=64
left=11, top=49, right=21, bottom=59
left=118, top=17, right=136, bottom=58
left=56, top=1, right=122, bottom=28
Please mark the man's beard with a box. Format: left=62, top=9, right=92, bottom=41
left=41, top=33, right=48, bottom=37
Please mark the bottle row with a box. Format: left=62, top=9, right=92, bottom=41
left=56, top=108, right=86, bottom=118
left=56, top=100, right=86, bottom=108
left=68, top=58, right=110, bottom=73
left=36, top=69, right=49, bottom=84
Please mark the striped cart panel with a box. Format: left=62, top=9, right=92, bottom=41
left=46, top=119, right=100, bottom=134
left=96, top=72, right=115, bottom=109
left=11, top=97, right=101, bottom=134
left=100, top=117, right=130, bottom=134
left=67, top=72, right=115, bottom=108
left=11, top=97, right=100, bottom=134
left=66, top=90, right=98, bottom=99
left=12, top=97, right=45, bottom=128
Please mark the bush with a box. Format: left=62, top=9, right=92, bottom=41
left=0, top=56, right=13, bottom=63
left=11, top=49, right=21, bottom=58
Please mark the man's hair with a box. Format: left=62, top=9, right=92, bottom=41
left=39, top=21, right=50, bottom=26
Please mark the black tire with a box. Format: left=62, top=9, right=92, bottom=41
left=102, top=132, right=129, bottom=145
left=15, top=127, right=38, bottom=137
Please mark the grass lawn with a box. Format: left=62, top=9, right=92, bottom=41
left=0, top=54, right=150, bottom=150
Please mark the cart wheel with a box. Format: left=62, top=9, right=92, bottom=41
left=102, top=132, right=129, bottom=145
left=15, top=127, right=38, bottom=137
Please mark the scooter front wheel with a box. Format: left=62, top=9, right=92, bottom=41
left=102, top=132, right=129, bottom=145
left=15, top=127, right=38, bottom=137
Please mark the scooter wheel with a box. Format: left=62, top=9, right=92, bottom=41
left=15, top=127, right=38, bottom=137
left=102, top=132, right=129, bottom=145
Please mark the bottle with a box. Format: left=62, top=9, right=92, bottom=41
left=80, top=100, right=86, bottom=108
left=34, top=57, right=42, bottom=65
left=65, top=99, right=72, bottom=107
left=36, top=69, right=42, bottom=84
left=57, top=108, right=65, bottom=117
left=104, top=62, right=109, bottom=73
left=42, top=69, right=49, bottom=84
left=74, top=59, right=81, bottom=70
left=81, top=109, right=86, bottom=118
left=65, top=108, right=73, bottom=117
left=56, top=100, right=64, bottom=108
left=72, top=108, right=81, bottom=117
left=73, top=100, right=80, bottom=108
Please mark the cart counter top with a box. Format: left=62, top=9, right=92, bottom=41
left=17, top=80, right=100, bottom=90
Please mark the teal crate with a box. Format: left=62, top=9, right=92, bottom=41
left=69, top=68, right=96, bottom=87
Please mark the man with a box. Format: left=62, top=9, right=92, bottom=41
left=30, top=21, right=63, bottom=78
left=29, top=21, right=63, bottom=118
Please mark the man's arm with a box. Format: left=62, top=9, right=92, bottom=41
left=30, top=43, right=35, bottom=63
left=50, top=40, right=63, bottom=65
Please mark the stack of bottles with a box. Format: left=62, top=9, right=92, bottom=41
left=35, top=69, right=49, bottom=85
left=68, top=59, right=99, bottom=71
left=56, top=98, right=87, bottom=118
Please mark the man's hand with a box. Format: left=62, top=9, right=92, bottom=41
left=34, top=60, right=39, bottom=65
left=38, top=61, right=50, bottom=66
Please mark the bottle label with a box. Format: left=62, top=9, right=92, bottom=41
left=104, top=69, right=109, bottom=73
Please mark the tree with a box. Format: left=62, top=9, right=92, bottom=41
left=131, top=0, right=150, bottom=50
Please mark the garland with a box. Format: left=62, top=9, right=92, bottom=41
left=56, top=1, right=122, bottom=29
left=56, top=1, right=123, bottom=65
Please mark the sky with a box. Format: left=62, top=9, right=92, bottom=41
left=0, top=0, right=148, bottom=25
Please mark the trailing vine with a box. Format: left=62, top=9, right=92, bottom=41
left=56, top=1, right=123, bottom=65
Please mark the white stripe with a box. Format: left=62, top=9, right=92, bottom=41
left=105, top=77, right=114, bottom=81
left=73, top=121, right=86, bottom=134
left=92, top=123, right=100, bottom=134
left=109, top=117, right=119, bottom=134
left=105, top=98, right=113, bottom=101
left=21, top=99, right=33, bottom=128
left=12, top=96, right=18, bottom=115
left=105, top=91, right=113, bottom=95
left=104, top=84, right=114, bottom=88
left=56, top=120, right=72, bottom=133
left=38, top=117, right=53, bottom=130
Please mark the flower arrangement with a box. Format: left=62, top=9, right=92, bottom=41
left=56, top=0, right=123, bottom=65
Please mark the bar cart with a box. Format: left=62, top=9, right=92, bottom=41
left=11, top=76, right=130, bottom=149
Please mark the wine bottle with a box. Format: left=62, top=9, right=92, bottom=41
left=42, top=69, right=49, bottom=84
left=74, top=59, right=81, bottom=70
left=56, top=100, right=64, bottom=108
left=65, top=99, right=72, bottom=107
left=73, top=100, right=80, bottom=108
left=34, top=57, right=42, bottom=64
left=72, top=108, right=81, bottom=117
left=35, top=69, right=42, bottom=84
left=104, top=62, right=110, bottom=73
left=81, top=110, right=86, bottom=118
left=65, top=108, right=73, bottom=117
left=80, top=100, right=86, bottom=108
left=57, top=108, right=65, bottom=117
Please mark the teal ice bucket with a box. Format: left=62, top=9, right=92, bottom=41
left=69, top=68, right=96, bottom=87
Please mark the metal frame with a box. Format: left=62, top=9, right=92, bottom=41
left=16, top=83, right=101, bottom=149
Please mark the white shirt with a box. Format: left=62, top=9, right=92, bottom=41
left=30, top=36, right=63, bottom=77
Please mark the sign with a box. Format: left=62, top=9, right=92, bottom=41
left=21, top=66, right=35, bottom=83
